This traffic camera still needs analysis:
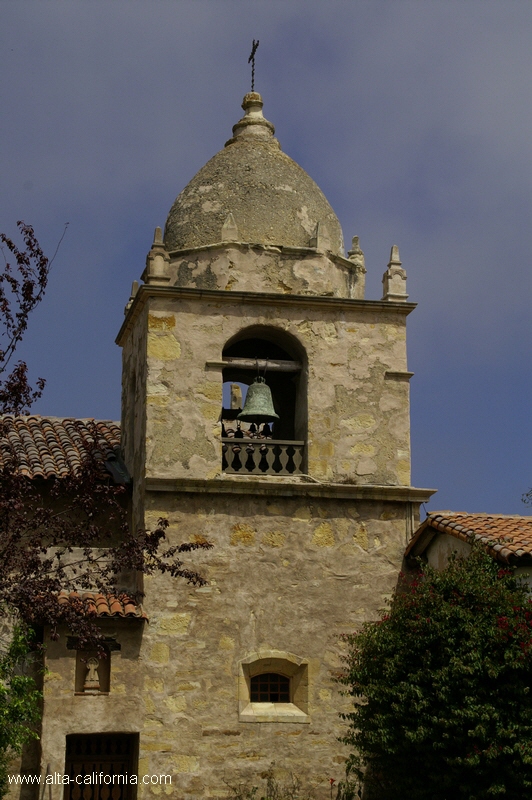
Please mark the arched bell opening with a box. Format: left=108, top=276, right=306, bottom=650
left=220, top=326, right=307, bottom=475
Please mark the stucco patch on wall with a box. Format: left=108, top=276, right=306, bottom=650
left=148, top=314, right=176, bottom=330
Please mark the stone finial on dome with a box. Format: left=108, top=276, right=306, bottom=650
left=348, top=236, right=365, bottom=268
left=143, top=226, right=170, bottom=286
left=309, top=222, right=332, bottom=252
left=382, top=245, right=408, bottom=302
left=221, top=212, right=239, bottom=242
left=124, top=280, right=139, bottom=314
left=388, top=244, right=401, bottom=267
left=225, top=92, right=277, bottom=147
left=347, top=236, right=367, bottom=300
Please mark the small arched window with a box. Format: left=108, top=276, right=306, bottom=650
left=239, top=652, right=309, bottom=723
left=250, top=672, right=290, bottom=703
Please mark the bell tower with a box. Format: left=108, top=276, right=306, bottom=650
left=116, top=91, right=433, bottom=795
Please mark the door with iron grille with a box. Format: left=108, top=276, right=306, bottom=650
left=64, top=734, right=138, bottom=800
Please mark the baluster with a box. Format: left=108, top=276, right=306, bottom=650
left=265, top=443, right=276, bottom=472
left=250, top=443, right=263, bottom=474
left=258, top=444, right=269, bottom=472
left=292, top=445, right=303, bottom=474
left=222, top=443, right=228, bottom=471
left=231, top=445, right=242, bottom=472
left=227, top=447, right=235, bottom=473
left=243, top=445, right=252, bottom=472
left=271, top=444, right=282, bottom=473
left=278, top=444, right=290, bottom=474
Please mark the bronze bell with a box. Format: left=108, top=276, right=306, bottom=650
left=237, top=377, right=279, bottom=424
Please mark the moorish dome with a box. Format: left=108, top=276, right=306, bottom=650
left=164, top=92, right=344, bottom=256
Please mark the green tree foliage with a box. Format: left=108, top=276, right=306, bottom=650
left=0, top=623, right=41, bottom=796
left=341, top=548, right=532, bottom=799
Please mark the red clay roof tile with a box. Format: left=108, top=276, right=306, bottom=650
left=406, top=512, right=532, bottom=564
left=57, top=591, right=147, bottom=619
left=0, top=415, right=121, bottom=480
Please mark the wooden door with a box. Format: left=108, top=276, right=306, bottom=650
left=64, top=734, right=137, bottom=800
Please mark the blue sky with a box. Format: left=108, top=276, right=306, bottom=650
left=1, top=1, right=530, bottom=514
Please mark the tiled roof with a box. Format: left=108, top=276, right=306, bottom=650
left=58, top=591, right=147, bottom=619
left=406, top=512, right=532, bottom=564
left=0, top=415, right=126, bottom=481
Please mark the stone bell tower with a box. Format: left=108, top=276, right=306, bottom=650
left=116, top=92, right=433, bottom=797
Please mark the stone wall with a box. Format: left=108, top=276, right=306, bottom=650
left=33, top=493, right=418, bottom=800
left=164, top=243, right=365, bottom=300
left=121, top=304, right=149, bottom=536
left=118, top=289, right=413, bottom=488
left=101, top=241, right=423, bottom=799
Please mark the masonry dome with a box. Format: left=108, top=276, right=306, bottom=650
left=164, top=93, right=344, bottom=256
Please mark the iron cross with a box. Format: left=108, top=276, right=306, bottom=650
left=248, top=39, right=259, bottom=92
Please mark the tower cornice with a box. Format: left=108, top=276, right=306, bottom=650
left=144, top=475, right=436, bottom=504
left=116, top=284, right=416, bottom=346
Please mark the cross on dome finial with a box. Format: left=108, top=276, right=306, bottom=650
left=248, top=39, right=259, bottom=92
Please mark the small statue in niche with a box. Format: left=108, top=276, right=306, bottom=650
left=83, top=657, right=100, bottom=692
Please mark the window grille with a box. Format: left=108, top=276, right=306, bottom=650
left=250, top=672, right=290, bottom=703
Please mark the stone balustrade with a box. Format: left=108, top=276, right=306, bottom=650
left=221, top=439, right=304, bottom=475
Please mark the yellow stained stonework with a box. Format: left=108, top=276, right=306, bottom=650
left=199, top=402, right=220, bottom=422
left=147, top=395, right=169, bottom=406
left=150, top=643, right=170, bottom=663
left=164, top=695, right=187, bottom=713
left=350, top=442, right=375, bottom=455
left=353, top=522, right=369, bottom=550
left=197, top=380, right=222, bottom=401
left=262, top=530, right=286, bottom=547
left=157, top=613, right=191, bottom=635
left=230, top=523, right=256, bottom=546
left=311, top=522, right=335, bottom=548
left=147, top=332, right=181, bottom=360
left=397, top=459, right=411, bottom=485
left=144, top=677, right=164, bottom=693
